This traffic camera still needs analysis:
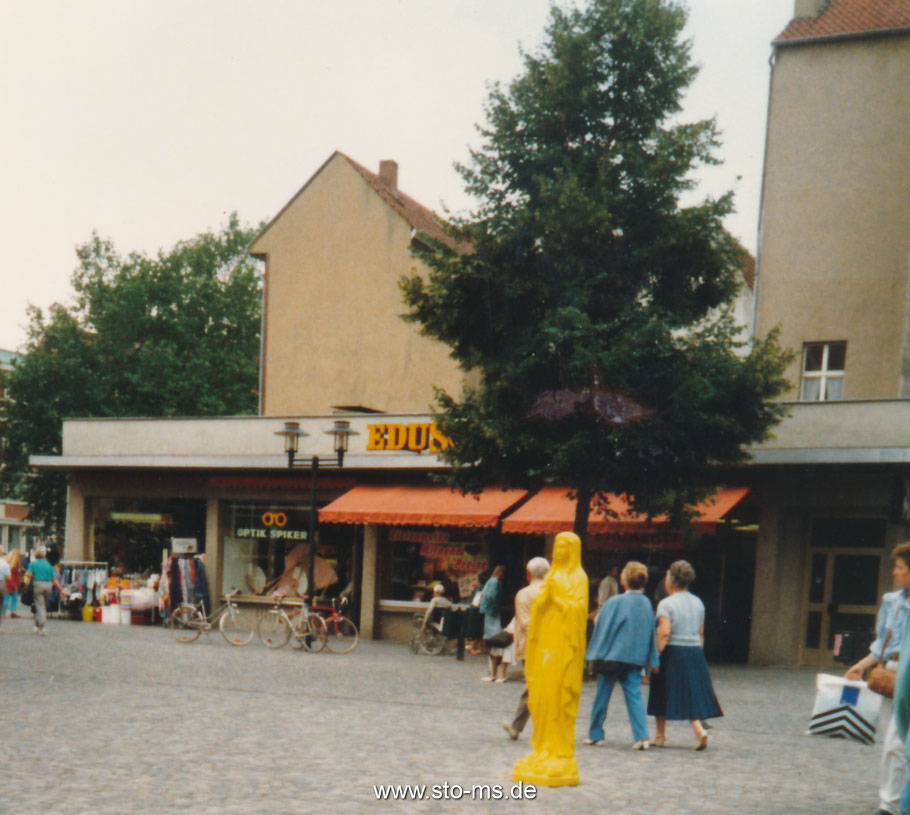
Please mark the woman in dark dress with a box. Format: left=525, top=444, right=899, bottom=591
left=647, top=560, right=722, bottom=750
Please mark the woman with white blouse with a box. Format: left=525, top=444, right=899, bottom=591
left=647, top=560, right=722, bottom=750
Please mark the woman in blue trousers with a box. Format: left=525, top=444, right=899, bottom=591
left=584, top=561, right=659, bottom=750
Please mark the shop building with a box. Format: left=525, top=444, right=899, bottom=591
left=35, top=412, right=755, bottom=651
left=743, top=0, right=910, bottom=665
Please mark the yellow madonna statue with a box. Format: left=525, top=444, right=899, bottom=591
left=512, top=530, right=588, bottom=787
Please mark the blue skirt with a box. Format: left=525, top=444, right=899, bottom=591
left=647, top=645, right=723, bottom=721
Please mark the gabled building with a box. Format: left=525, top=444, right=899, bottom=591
left=250, top=152, right=468, bottom=416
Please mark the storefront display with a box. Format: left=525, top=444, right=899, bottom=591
left=90, top=498, right=206, bottom=575
left=222, top=502, right=355, bottom=599
left=382, top=527, right=490, bottom=602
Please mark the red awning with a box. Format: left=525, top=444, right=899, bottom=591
left=319, top=485, right=528, bottom=528
left=500, top=486, right=749, bottom=535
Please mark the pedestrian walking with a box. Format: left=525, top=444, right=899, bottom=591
left=846, top=542, right=910, bottom=815
left=584, top=561, right=659, bottom=750
left=0, top=549, right=9, bottom=627
left=22, top=545, right=66, bottom=636
left=479, top=565, right=505, bottom=681
left=3, top=550, right=24, bottom=618
left=891, top=595, right=910, bottom=815
left=647, top=560, right=722, bottom=750
left=501, top=556, right=549, bottom=739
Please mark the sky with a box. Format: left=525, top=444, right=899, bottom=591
left=0, top=0, right=796, bottom=353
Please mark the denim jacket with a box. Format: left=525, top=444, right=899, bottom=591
left=869, top=589, right=910, bottom=661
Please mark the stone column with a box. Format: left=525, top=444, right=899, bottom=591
left=64, top=477, right=87, bottom=561
left=205, top=498, right=220, bottom=607
left=360, top=524, right=379, bottom=639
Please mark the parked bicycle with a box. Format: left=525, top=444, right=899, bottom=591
left=170, top=589, right=254, bottom=645
left=312, top=596, right=359, bottom=653
left=257, top=595, right=327, bottom=652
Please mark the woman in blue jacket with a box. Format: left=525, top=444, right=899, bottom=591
left=584, top=561, right=659, bottom=750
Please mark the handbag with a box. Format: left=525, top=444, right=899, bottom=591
left=591, top=659, right=630, bottom=676
left=868, top=630, right=896, bottom=699
left=485, top=630, right=514, bottom=648
left=19, top=582, right=34, bottom=608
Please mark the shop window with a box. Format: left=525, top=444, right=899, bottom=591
left=221, top=502, right=354, bottom=599
left=381, top=528, right=491, bottom=602
left=800, top=341, right=845, bottom=401
left=91, top=498, right=205, bottom=577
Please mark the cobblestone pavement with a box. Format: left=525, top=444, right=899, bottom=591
left=0, top=613, right=886, bottom=814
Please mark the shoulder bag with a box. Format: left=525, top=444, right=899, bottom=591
left=868, top=629, right=896, bottom=699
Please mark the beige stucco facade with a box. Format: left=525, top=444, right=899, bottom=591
left=745, top=9, right=910, bottom=666
left=250, top=153, right=466, bottom=416
left=755, top=33, right=910, bottom=399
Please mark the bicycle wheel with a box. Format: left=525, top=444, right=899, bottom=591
left=325, top=615, right=359, bottom=653
left=256, top=608, right=291, bottom=648
left=419, top=626, right=445, bottom=656
left=291, top=611, right=327, bottom=653
left=219, top=604, right=254, bottom=646
left=170, top=606, right=203, bottom=643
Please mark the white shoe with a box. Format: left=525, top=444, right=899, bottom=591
left=632, top=739, right=649, bottom=751
left=481, top=675, right=495, bottom=682
left=33, top=626, right=39, bottom=634
left=583, top=737, right=603, bottom=746
left=39, top=629, right=47, bottom=636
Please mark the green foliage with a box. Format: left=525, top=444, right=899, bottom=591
left=401, top=0, right=792, bottom=535
left=0, top=214, right=262, bottom=532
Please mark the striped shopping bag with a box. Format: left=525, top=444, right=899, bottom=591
left=807, top=673, right=882, bottom=745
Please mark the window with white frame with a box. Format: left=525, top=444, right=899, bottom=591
left=801, top=341, right=846, bottom=401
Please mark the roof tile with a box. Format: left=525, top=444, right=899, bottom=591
left=775, top=0, right=910, bottom=43
left=340, top=153, right=467, bottom=252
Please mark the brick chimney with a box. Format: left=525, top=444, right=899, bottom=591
left=794, top=0, right=827, bottom=17
left=379, top=160, right=398, bottom=190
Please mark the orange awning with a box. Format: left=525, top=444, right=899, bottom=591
left=319, top=485, right=528, bottom=528
left=500, top=486, right=749, bottom=535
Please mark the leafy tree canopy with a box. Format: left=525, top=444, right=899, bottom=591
left=401, top=0, right=792, bottom=536
left=0, top=214, right=262, bottom=531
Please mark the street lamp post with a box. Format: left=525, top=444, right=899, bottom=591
left=275, top=420, right=357, bottom=601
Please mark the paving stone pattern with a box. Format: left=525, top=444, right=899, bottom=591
left=0, top=614, right=885, bottom=814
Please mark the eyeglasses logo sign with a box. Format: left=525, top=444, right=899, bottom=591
left=261, top=512, right=288, bottom=528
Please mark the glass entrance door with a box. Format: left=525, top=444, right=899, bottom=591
left=801, top=519, right=886, bottom=666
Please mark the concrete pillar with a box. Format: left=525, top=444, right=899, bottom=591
left=360, top=524, right=379, bottom=639
left=750, top=505, right=804, bottom=665
left=64, top=478, right=87, bottom=561
left=205, top=498, right=220, bottom=606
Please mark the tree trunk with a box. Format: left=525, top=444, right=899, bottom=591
left=573, top=486, right=591, bottom=567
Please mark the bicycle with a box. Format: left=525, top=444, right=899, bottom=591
left=170, top=589, right=254, bottom=645
left=312, top=596, right=359, bottom=653
left=256, top=595, right=327, bottom=652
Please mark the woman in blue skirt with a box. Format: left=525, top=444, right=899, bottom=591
left=647, top=560, right=722, bottom=750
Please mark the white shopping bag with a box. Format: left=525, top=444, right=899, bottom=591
left=807, top=673, right=882, bottom=745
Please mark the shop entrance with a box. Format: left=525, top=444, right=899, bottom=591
left=801, top=518, right=885, bottom=666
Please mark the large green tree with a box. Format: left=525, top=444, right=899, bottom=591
left=401, top=0, right=791, bottom=541
left=0, top=214, right=262, bottom=531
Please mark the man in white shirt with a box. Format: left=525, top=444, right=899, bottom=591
left=501, top=556, right=550, bottom=739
